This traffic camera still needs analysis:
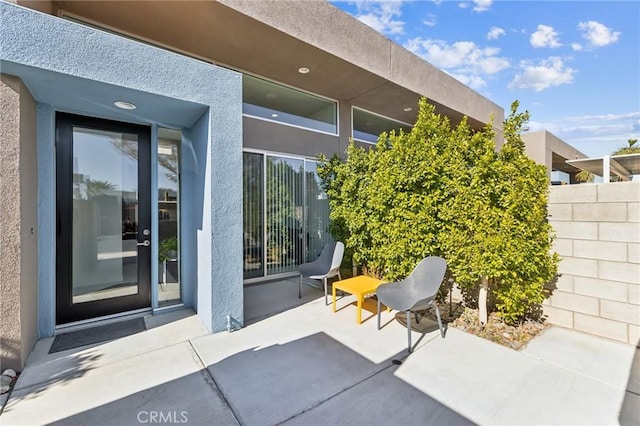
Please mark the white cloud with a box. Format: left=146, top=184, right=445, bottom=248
left=448, top=72, right=487, bottom=90
left=564, top=112, right=640, bottom=122
left=354, top=1, right=405, bottom=35
left=473, top=0, right=493, bottom=12
left=528, top=121, right=635, bottom=141
left=508, top=57, right=576, bottom=91
left=423, top=13, right=437, bottom=27
left=405, top=39, right=510, bottom=73
left=457, top=0, right=492, bottom=11
left=530, top=24, right=562, bottom=48
left=527, top=112, right=640, bottom=157
left=405, top=38, right=510, bottom=90
left=487, top=26, right=505, bottom=40
left=571, top=42, right=583, bottom=51
left=578, top=21, right=620, bottom=47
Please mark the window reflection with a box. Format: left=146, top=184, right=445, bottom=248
left=157, top=128, right=181, bottom=306
left=242, top=74, right=338, bottom=134
left=71, top=128, right=139, bottom=303
left=352, top=107, right=412, bottom=143
left=243, top=152, right=264, bottom=279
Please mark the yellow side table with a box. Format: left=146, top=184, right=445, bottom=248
left=332, top=276, right=386, bottom=324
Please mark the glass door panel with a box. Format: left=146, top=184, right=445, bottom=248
left=243, top=152, right=264, bottom=279
left=71, top=127, right=140, bottom=303
left=266, top=156, right=304, bottom=275
left=242, top=154, right=333, bottom=281
left=56, top=113, right=151, bottom=324
left=304, top=161, right=332, bottom=261
left=157, top=128, right=182, bottom=306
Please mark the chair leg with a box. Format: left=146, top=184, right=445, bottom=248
left=299, top=275, right=302, bottom=299
left=377, top=299, right=381, bottom=330
left=407, top=310, right=412, bottom=353
left=324, top=277, right=328, bottom=306
left=434, top=303, right=445, bottom=338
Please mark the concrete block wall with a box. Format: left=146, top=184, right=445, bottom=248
left=547, top=182, right=640, bottom=344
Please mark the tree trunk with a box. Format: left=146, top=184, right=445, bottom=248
left=479, top=276, right=489, bottom=326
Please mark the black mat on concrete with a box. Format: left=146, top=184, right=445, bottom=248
left=49, top=318, right=146, bottom=354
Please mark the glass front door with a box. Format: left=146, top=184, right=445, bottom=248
left=56, top=113, right=151, bottom=324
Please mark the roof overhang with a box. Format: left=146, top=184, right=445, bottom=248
left=567, top=154, right=640, bottom=181
left=24, top=0, right=503, bottom=131
left=552, top=152, right=583, bottom=174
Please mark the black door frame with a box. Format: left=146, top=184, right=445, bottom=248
left=55, top=112, right=152, bottom=325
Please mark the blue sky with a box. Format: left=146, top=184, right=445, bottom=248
left=331, top=0, right=640, bottom=157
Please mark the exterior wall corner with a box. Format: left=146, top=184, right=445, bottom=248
left=0, top=73, right=39, bottom=371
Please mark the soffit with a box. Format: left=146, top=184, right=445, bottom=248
left=567, top=154, right=640, bottom=176
left=9, top=64, right=207, bottom=128
left=552, top=152, right=581, bottom=174
left=48, top=0, right=487, bottom=129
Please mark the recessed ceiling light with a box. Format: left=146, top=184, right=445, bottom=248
left=114, top=101, right=136, bottom=110
left=403, top=107, right=413, bottom=112
left=298, top=67, right=310, bottom=74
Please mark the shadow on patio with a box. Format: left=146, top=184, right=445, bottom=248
left=619, top=338, right=640, bottom=425
left=244, top=277, right=327, bottom=325
left=46, top=332, right=472, bottom=426
left=204, top=331, right=472, bottom=425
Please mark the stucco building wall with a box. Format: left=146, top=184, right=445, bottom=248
left=1, top=74, right=38, bottom=371
left=220, top=0, right=502, bottom=135
left=0, top=0, right=507, bottom=369
left=1, top=2, right=244, bottom=369
left=522, top=130, right=586, bottom=183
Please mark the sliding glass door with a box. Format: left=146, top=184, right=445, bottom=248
left=305, top=161, right=331, bottom=261
left=243, top=153, right=264, bottom=279
left=243, top=152, right=332, bottom=281
left=266, top=156, right=304, bottom=275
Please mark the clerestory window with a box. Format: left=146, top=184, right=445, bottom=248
left=352, top=107, right=412, bottom=144
left=243, top=75, right=338, bottom=135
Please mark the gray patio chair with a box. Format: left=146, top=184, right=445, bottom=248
left=298, top=241, right=344, bottom=305
left=376, top=256, right=447, bottom=353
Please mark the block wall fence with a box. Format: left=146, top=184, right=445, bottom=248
left=546, top=182, right=640, bottom=344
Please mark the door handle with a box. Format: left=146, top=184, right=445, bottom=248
left=137, top=240, right=151, bottom=247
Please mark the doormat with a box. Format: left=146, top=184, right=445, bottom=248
left=49, top=318, right=146, bottom=354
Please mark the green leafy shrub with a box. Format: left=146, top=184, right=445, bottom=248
left=318, top=100, right=458, bottom=280
left=318, top=98, right=559, bottom=325
left=159, top=237, right=178, bottom=263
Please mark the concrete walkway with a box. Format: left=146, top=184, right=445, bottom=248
left=2, top=291, right=639, bottom=425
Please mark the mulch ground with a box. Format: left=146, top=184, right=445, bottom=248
left=420, top=302, right=548, bottom=350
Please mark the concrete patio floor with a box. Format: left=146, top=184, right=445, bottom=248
left=1, top=281, right=639, bottom=425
